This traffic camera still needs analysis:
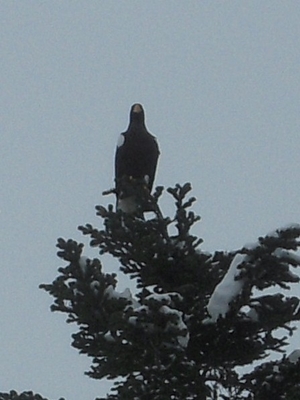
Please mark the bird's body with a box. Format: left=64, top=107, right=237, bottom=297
left=114, top=104, right=160, bottom=212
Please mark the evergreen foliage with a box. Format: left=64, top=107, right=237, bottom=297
left=0, top=391, right=64, bottom=400
left=4, top=183, right=300, bottom=399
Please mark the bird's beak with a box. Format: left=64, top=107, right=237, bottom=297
left=133, top=104, right=142, bottom=113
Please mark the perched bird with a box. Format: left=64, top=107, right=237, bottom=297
left=115, top=103, right=160, bottom=213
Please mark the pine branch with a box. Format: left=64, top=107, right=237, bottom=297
left=38, top=183, right=300, bottom=400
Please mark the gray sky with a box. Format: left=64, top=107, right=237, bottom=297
left=1, top=1, right=300, bottom=399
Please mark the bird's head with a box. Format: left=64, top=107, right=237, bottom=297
left=130, top=103, right=145, bottom=125
left=133, top=103, right=143, bottom=113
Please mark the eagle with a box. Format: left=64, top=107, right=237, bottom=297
left=114, top=103, right=160, bottom=213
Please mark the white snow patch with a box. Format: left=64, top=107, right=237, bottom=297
left=117, top=196, right=137, bottom=213
left=273, top=365, right=280, bottom=374
left=105, top=285, right=139, bottom=308
left=103, top=332, right=115, bottom=342
left=79, top=256, right=89, bottom=274
left=133, top=305, right=149, bottom=313
left=247, top=307, right=259, bottom=322
left=273, top=248, right=300, bottom=264
left=288, top=349, right=300, bottom=364
left=146, top=292, right=183, bottom=304
left=160, top=305, right=189, bottom=348
left=135, top=375, right=144, bottom=381
left=73, top=288, right=83, bottom=297
left=90, top=280, right=100, bottom=294
left=243, top=242, right=258, bottom=250
left=280, top=222, right=300, bottom=231
left=266, top=229, right=280, bottom=238
left=267, top=223, right=300, bottom=238
left=160, top=305, right=177, bottom=315
left=117, top=133, right=125, bottom=148
left=128, top=316, right=138, bottom=325
left=105, top=286, right=132, bottom=300
left=104, top=285, right=132, bottom=300
left=204, top=253, right=248, bottom=323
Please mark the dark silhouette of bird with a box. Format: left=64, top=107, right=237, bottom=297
left=114, top=103, right=160, bottom=213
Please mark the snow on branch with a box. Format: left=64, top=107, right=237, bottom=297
left=104, top=285, right=140, bottom=309
left=159, top=305, right=189, bottom=348
left=272, top=248, right=300, bottom=267
left=204, top=253, right=249, bottom=323
left=288, top=349, right=300, bottom=364
left=204, top=223, right=300, bottom=324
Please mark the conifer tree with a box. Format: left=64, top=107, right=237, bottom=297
left=3, top=183, right=300, bottom=400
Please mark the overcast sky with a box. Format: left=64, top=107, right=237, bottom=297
left=1, top=2, right=300, bottom=399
